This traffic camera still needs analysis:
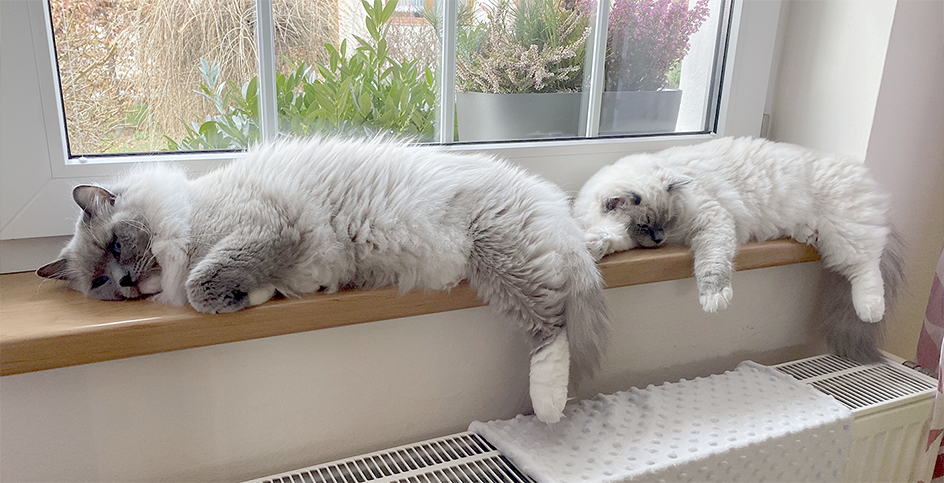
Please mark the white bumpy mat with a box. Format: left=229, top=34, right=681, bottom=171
left=470, top=361, right=853, bottom=483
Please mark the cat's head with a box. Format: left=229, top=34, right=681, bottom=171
left=37, top=185, right=163, bottom=300
left=574, top=154, right=694, bottom=248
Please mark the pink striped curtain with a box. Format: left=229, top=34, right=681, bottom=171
left=915, top=246, right=944, bottom=483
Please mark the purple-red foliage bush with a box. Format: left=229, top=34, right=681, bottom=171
left=605, top=0, right=710, bottom=91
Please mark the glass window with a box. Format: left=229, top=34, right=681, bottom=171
left=48, top=0, right=729, bottom=157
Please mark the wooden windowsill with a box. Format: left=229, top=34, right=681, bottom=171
left=0, top=240, right=819, bottom=376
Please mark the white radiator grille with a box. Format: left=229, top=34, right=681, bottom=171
left=248, top=432, right=533, bottom=483
left=774, top=354, right=936, bottom=413
left=775, top=353, right=937, bottom=482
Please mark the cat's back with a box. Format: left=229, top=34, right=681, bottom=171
left=659, top=137, right=867, bottom=184
left=208, top=137, right=504, bottom=204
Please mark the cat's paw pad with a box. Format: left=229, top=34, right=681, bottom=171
left=853, top=294, right=885, bottom=323
left=699, top=285, right=733, bottom=313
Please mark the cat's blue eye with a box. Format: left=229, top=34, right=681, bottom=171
left=110, top=238, right=121, bottom=255
left=91, top=275, right=109, bottom=289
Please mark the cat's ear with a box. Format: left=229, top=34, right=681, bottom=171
left=73, top=185, right=116, bottom=218
left=666, top=175, right=693, bottom=193
left=37, top=258, right=69, bottom=280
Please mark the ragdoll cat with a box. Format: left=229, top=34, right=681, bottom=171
left=572, top=136, right=903, bottom=363
left=37, top=136, right=610, bottom=424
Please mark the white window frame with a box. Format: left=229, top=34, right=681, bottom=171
left=0, top=0, right=782, bottom=269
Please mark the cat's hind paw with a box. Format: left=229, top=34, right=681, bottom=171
left=699, top=285, right=733, bottom=313
left=530, top=382, right=567, bottom=424
left=853, top=294, right=885, bottom=323
left=529, top=330, right=570, bottom=424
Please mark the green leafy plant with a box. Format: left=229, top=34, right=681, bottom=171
left=169, top=0, right=437, bottom=151
left=456, top=0, right=590, bottom=94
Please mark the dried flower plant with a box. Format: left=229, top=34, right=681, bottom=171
left=457, top=0, right=590, bottom=94
left=605, top=0, right=710, bottom=91
left=132, top=0, right=339, bottom=139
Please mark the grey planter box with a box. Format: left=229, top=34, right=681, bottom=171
left=455, top=89, right=683, bottom=142
left=456, top=92, right=582, bottom=142
left=599, top=89, right=683, bottom=136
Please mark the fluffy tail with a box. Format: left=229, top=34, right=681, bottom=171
left=467, top=240, right=610, bottom=384
left=562, top=251, right=611, bottom=384
left=818, top=228, right=905, bottom=363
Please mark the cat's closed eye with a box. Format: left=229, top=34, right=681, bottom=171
left=604, top=197, right=620, bottom=212
left=604, top=192, right=642, bottom=212
left=91, top=275, right=109, bottom=289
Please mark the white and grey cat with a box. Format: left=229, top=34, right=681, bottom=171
left=573, top=136, right=903, bottom=363
left=38, top=136, right=610, bottom=423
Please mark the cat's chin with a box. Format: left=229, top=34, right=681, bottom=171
left=635, top=240, right=665, bottom=249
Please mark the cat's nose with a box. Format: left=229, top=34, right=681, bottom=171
left=650, top=227, right=665, bottom=244
left=119, top=274, right=135, bottom=287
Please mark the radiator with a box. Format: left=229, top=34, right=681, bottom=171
left=248, top=354, right=936, bottom=483
left=773, top=353, right=937, bottom=483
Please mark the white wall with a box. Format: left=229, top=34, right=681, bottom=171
left=860, top=0, right=944, bottom=359
left=769, top=0, right=897, bottom=159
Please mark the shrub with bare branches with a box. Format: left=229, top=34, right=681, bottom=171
left=49, top=0, right=139, bottom=154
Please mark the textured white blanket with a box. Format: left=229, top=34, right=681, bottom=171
left=470, top=361, right=853, bottom=483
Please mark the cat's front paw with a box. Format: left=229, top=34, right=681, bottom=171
left=186, top=262, right=269, bottom=313
left=585, top=234, right=609, bottom=261
left=187, top=275, right=254, bottom=314
left=699, top=285, right=733, bottom=313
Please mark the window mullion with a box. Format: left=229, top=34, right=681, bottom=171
left=255, top=0, right=279, bottom=142
left=579, top=0, right=610, bottom=138
left=436, top=0, right=458, bottom=144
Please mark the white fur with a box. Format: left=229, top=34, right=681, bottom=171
left=574, top=137, right=891, bottom=321
left=529, top=329, right=570, bottom=424
left=47, top=136, right=610, bottom=424
left=248, top=284, right=277, bottom=306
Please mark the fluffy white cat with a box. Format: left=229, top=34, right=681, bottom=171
left=573, top=137, right=903, bottom=362
left=39, top=136, right=610, bottom=423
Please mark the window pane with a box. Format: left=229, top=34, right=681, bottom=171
left=601, top=0, right=718, bottom=136
left=455, top=0, right=723, bottom=142
left=455, top=0, right=590, bottom=142
left=49, top=0, right=265, bottom=156
left=271, top=0, right=440, bottom=141
left=47, top=0, right=727, bottom=157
